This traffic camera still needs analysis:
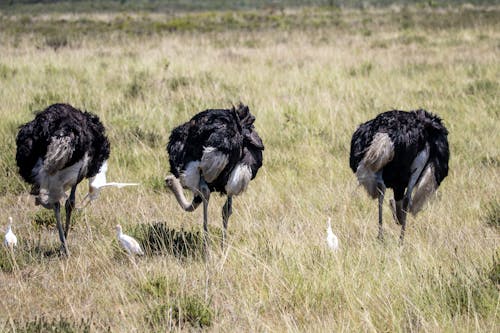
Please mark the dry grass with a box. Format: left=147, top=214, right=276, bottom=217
left=0, top=4, right=499, bottom=332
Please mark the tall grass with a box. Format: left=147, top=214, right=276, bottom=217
left=0, top=4, right=498, bottom=332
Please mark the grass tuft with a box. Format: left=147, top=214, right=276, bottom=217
left=483, top=200, right=500, bottom=229
left=147, top=296, right=213, bottom=329
left=137, top=222, right=204, bottom=259
left=466, top=79, right=499, bottom=97
left=6, top=316, right=100, bottom=333
left=431, top=263, right=499, bottom=317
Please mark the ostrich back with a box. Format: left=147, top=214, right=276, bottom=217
left=16, top=103, right=110, bottom=185
left=167, top=105, right=264, bottom=194
left=350, top=109, right=449, bottom=199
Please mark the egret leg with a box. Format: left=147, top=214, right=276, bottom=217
left=199, top=178, right=211, bottom=257
left=376, top=172, right=386, bottom=241
left=64, top=185, right=77, bottom=238
left=221, top=196, right=233, bottom=250
left=54, top=202, right=69, bottom=256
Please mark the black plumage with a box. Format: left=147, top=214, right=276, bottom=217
left=350, top=109, right=449, bottom=242
left=16, top=103, right=110, bottom=255
left=165, top=103, right=264, bottom=249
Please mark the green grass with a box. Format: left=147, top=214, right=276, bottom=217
left=0, top=3, right=499, bottom=332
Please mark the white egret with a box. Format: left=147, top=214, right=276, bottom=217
left=326, top=218, right=339, bottom=252
left=116, top=224, right=143, bottom=256
left=4, top=216, right=17, bottom=249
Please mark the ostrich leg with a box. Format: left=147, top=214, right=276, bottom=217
left=199, top=177, right=211, bottom=257
left=399, top=145, right=430, bottom=244
left=221, top=196, right=233, bottom=250
left=390, top=198, right=404, bottom=225
left=375, top=171, right=386, bottom=241
left=64, top=184, right=77, bottom=237
left=54, top=202, right=69, bottom=256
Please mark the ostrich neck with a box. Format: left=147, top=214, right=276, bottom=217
left=169, top=177, right=199, bottom=212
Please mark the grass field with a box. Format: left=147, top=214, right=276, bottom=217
left=0, top=2, right=499, bottom=332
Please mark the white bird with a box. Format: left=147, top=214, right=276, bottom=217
left=116, top=224, right=144, bottom=256
left=80, top=161, right=139, bottom=207
left=4, top=217, right=18, bottom=249
left=326, top=218, right=339, bottom=252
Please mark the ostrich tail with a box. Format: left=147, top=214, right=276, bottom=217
left=410, top=163, right=438, bottom=215
left=356, top=133, right=394, bottom=198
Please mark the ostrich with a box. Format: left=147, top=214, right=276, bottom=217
left=349, top=109, right=449, bottom=243
left=16, top=103, right=110, bottom=255
left=165, top=103, right=264, bottom=250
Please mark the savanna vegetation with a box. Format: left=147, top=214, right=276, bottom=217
left=0, top=0, right=498, bottom=331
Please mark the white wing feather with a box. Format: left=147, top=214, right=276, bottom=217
left=80, top=161, right=139, bottom=208
left=99, top=182, right=140, bottom=189
left=90, top=161, right=108, bottom=188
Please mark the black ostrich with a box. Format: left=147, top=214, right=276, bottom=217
left=16, top=103, right=110, bottom=255
left=350, top=109, right=449, bottom=243
left=165, top=103, right=264, bottom=250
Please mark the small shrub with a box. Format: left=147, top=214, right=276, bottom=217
left=0, top=247, right=17, bottom=272
left=371, top=40, right=388, bottom=49
left=488, top=253, right=500, bottom=286
left=137, top=222, right=203, bottom=258
left=167, top=76, right=190, bottom=91
left=141, top=275, right=171, bottom=299
left=28, top=91, right=63, bottom=113
left=125, top=70, right=151, bottom=99
left=172, top=296, right=213, bottom=328
left=435, top=265, right=498, bottom=317
left=131, top=127, right=162, bottom=148
left=398, top=34, right=427, bottom=45
left=348, top=61, right=373, bottom=77
left=361, top=28, right=372, bottom=37
left=398, top=8, right=414, bottom=30
left=0, top=238, right=64, bottom=272
left=479, top=155, right=499, bottom=168
left=31, top=209, right=56, bottom=229
left=0, top=63, right=17, bottom=79
left=466, top=79, right=498, bottom=96
left=45, top=34, right=69, bottom=50
left=7, top=316, right=97, bottom=333
left=0, top=149, right=26, bottom=196
left=147, top=296, right=213, bottom=329
left=146, top=176, right=165, bottom=194
left=29, top=205, right=82, bottom=233
left=483, top=200, right=499, bottom=229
